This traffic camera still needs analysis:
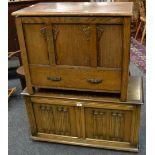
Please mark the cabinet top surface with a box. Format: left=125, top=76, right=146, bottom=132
left=12, top=2, right=133, bottom=17
left=22, top=77, right=143, bottom=104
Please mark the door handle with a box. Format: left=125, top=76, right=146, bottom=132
left=87, top=79, right=102, bottom=84
left=47, top=76, right=61, bottom=81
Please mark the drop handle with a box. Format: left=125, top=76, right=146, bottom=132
left=47, top=76, right=61, bottom=81
left=87, top=79, right=103, bottom=84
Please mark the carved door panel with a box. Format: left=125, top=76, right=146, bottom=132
left=85, top=107, right=109, bottom=140
left=33, top=103, right=80, bottom=137
left=84, top=105, right=133, bottom=143
left=97, top=25, right=123, bottom=68
left=109, top=110, right=132, bottom=142
left=23, top=24, right=50, bottom=65
left=52, top=24, right=93, bottom=66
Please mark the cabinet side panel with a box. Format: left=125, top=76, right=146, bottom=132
left=121, top=17, right=131, bottom=101
left=24, top=96, right=37, bottom=135
left=15, top=18, right=33, bottom=93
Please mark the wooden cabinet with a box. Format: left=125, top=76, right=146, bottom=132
left=13, top=2, right=133, bottom=101
left=22, top=76, right=143, bottom=152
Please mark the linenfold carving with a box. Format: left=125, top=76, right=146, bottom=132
left=52, top=25, right=59, bottom=40
left=111, top=112, right=124, bottom=141
left=97, top=25, right=104, bottom=41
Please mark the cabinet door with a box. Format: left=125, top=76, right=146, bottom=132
left=85, top=108, right=109, bottom=140
left=84, top=104, right=134, bottom=143
left=23, top=24, right=50, bottom=65
left=33, top=102, right=81, bottom=137
left=109, top=110, right=132, bottom=142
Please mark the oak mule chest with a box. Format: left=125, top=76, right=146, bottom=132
left=13, top=2, right=133, bottom=101
left=13, top=2, right=142, bottom=152
left=22, top=76, right=143, bottom=152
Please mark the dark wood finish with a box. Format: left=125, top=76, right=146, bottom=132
left=22, top=76, right=143, bottom=152
left=14, top=2, right=133, bottom=101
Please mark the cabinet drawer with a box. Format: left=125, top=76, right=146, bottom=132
left=30, top=66, right=121, bottom=92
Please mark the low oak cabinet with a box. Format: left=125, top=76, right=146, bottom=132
left=22, top=77, right=143, bottom=152
left=13, top=2, right=133, bottom=101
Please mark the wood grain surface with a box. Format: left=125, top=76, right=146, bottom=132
left=12, top=2, right=133, bottom=16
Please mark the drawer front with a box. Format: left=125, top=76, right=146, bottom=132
left=30, top=66, right=121, bottom=92
left=32, top=99, right=82, bottom=137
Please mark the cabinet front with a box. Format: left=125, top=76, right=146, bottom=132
left=33, top=101, right=81, bottom=137
left=21, top=17, right=125, bottom=93
left=84, top=103, right=135, bottom=144
left=28, top=98, right=140, bottom=149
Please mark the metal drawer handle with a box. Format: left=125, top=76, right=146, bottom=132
left=87, top=79, right=102, bottom=84
left=47, top=76, right=61, bottom=81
